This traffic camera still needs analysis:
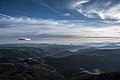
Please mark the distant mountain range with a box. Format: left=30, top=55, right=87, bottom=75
left=0, top=43, right=120, bottom=80
left=0, top=47, right=50, bottom=58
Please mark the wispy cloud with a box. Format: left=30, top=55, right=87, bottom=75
left=40, top=0, right=60, bottom=14
left=0, top=14, right=59, bottom=25
left=71, top=0, right=120, bottom=21
left=1, top=13, right=120, bottom=44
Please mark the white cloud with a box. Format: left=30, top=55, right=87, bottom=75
left=72, top=0, right=90, bottom=9
left=71, top=0, right=120, bottom=21
left=0, top=13, right=14, bottom=19
left=63, top=13, right=71, bottom=16
left=0, top=14, right=59, bottom=26
left=1, top=13, right=120, bottom=44
left=103, top=4, right=120, bottom=20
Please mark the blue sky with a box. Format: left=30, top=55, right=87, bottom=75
left=0, top=0, right=120, bottom=44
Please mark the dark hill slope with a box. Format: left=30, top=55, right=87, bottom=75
left=0, top=57, right=65, bottom=80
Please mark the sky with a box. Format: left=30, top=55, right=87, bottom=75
left=0, top=0, right=120, bottom=44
